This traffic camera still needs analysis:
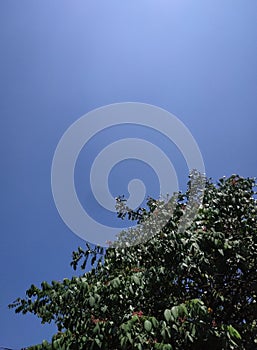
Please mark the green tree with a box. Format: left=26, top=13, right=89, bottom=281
left=10, top=174, right=257, bottom=349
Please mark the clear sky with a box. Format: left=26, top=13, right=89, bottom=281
left=1, top=0, right=257, bottom=348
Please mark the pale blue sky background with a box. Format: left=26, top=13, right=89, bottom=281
left=1, top=0, right=257, bottom=348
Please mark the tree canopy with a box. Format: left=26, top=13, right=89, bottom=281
left=10, top=174, right=257, bottom=349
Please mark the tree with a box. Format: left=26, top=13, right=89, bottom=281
left=9, top=174, right=257, bottom=349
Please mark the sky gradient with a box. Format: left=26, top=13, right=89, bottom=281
left=1, top=1, right=257, bottom=348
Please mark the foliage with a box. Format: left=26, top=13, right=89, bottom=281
left=9, top=174, right=257, bottom=349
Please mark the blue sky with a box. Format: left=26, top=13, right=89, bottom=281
left=1, top=1, right=257, bottom=348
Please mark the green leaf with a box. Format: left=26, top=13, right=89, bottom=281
left=227, top=325, right=242, bottom=339
left=127, top=332, right=133, bottom=344
left=151, top=316, right=158, bottom=328
left=101, top=305, right=108, bottom=313
left=218, top=248, right=224, bottom=256
left=133, top=275, right=140, bottom=285
left=170, top=306, right=178, bottom=319
left=144, top=319, right=152, bottom=332
left=163, top=345, right=173, bottom=350
left=129, top=285, right=134, bottom=294
left=191, top=324, right=196, bottom=336
left=89, top=296, right=95, bottom=307
left=185, top=331, right=194, bottom=342
left=95, top=338, right=102, bottom=347
left=164, top=309, right=172, bottom=322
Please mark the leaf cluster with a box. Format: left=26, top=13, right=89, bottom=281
left=9, top=175, right=257, bottom=349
